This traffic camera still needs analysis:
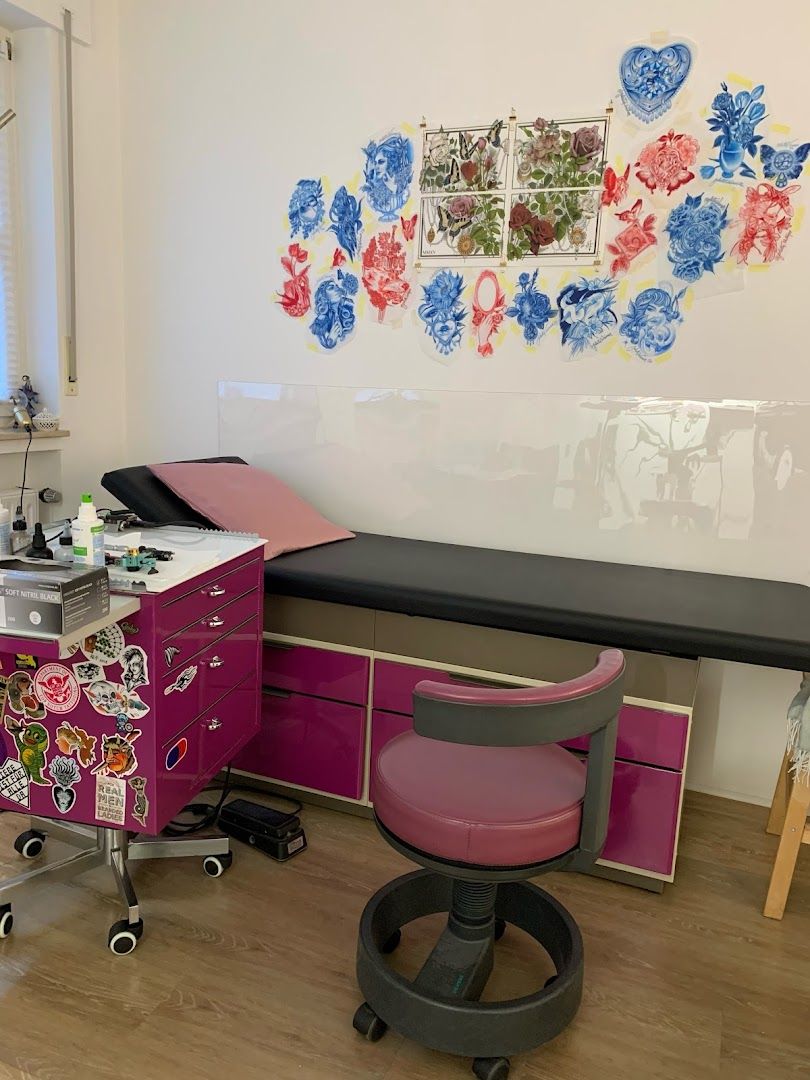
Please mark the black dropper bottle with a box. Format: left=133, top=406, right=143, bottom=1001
left=25, top=522, right=54, bottom=560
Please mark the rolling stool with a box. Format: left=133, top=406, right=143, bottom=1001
left=352, top=650, right=625, bottom=1079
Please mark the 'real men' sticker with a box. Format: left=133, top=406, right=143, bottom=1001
left=48, top=755, right=81, bottom=814
left=120, top=645, right=149, bottom=694
left=129, top=776, right=149, bottom=828
left=164, top=666, right=198, bottom=696
left=165, top=738, right=188, bottom=771
left=34, top=664, right=81, bottom=714
left=95, top=774, right=126, bottom=825
left=0, top=757, right=29, bottom=807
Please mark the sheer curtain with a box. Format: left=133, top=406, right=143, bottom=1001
left=0, top=37, right=22, bottom=400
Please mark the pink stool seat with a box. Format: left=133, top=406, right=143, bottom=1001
left=372, top=732, right=587, bottom=867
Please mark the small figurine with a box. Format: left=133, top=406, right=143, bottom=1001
left=11, top=375, right=40, bottom=428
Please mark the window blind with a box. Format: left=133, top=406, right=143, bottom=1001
left=0, top=37, right=22, bottom=399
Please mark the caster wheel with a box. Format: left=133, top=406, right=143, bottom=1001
left=381, top=929, right=401, bottom=954
left=544, top=974, right=558, bottom=989
left=493, top=917, right=507, bottom=941
left=14, top=831, right=45, bottom=860
left=203, top=853, right=233, bottom=878
left=352, top=1002, right=388, bottom=1042
left=108, top=918, right=144, bottom=956
left=473, top=1057, right=510, bottom=1080
left=0, top=904, right=13, bottom=939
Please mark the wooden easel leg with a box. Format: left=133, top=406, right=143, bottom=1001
left=766, top=752, right=791, bottom=836
left=764, top=778, right=810, bottom=920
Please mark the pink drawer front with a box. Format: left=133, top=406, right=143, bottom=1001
left=163, top=590, right=259, bottom=674
left=370, top=710, right=413, bottom=779
left=233, top=690, right=365, bottom=799
left=561, top=704, right=689, bottom=770
left=373, top=660, right=507, bottom=716
left=158, top=557, right=262, bottom=638
left=263, top=642, right=369, bottom=706
left=158, top=674, right=260, bottom=828
left=158, top=616, right=260, bottom=744
left=600, top=760, right=683, bottom=877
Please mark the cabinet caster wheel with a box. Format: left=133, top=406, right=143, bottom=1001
left=108, top=918, right=144, bottom=955
left=493, top=917, right=506, bottom=941
left=472, top=1057, right=510, bottom=1080
left=473, top=1058, right=509, bottom=1075
left=203, top=853, right=233, bottom=878
left=381, top=929, right=401, bottom=954
left=0, top=904, right=13, bottom=939
left=14, top=830, right=45, bottom=860
left=352, top=1002, right=388, bottom=1042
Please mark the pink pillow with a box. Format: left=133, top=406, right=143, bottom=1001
left=149, top=462, right=354, bottom=560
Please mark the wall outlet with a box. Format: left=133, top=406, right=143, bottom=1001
left=64, top=380, right=78, bottom=397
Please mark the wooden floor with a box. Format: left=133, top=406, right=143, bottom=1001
left=0, top=791, right=807, bottom=1080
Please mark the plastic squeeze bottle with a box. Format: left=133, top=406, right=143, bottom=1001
left=72, top=493, right=105, bottom=566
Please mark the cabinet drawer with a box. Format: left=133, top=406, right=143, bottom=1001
left=370, top=710, right=413, bottom=779
left=600, top=761, right=683, bottom=877
left=158, top=674, right=260, bottom=827
left=263, top=641, right=369, bottom=705
left=158, top=616, right=260, bottom=744
left=163, top=590, right=259, bottom=674
left=561, top=704, right=689, bottom=770
left=373, top=660, right=507, bottom=715
left=233, top=690, right=365, bottom=799
left=158, top=557, right=262, bottom=638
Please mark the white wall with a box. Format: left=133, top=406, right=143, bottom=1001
left=114, top=0, right=810, bottom=803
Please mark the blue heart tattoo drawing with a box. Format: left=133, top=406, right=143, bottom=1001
left=619, top=43, right=693, bottom=124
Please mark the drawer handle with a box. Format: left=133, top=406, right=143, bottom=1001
left=207, top=616, right=225, bottom=629
left=208, top=655, right=225, bottom=669
left=207, top=585, right=226, bottom=598
left=206, top=717, right=223, bottom=731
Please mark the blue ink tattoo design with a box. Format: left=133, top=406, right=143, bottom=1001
left=506, top=271, right=555, bottom=345
left=556, top=277, right=618, bottom=357
left=309, top=269, right=359, bottom=350
left=417, top=270, right=466, bottom=356
left=620, top=283, right=687, bottom=362
left=619, top=43, right=692, bottom=124
left=665, top=193, right=728, bottom=283
left=289, top=179, right=325, bottom=240
left=700, top=83, right=767, bottom=182
left=760, top=142, right=810, bottom=189
left=361, top=134, right=414, bottom=222
left=329, top=186, right=363, bottom=260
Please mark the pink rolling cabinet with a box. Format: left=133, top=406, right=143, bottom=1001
left=0, top=529, right=264, bottom=955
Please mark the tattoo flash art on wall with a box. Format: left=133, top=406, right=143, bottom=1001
left=470, top=270, right=506, bottom=356
left=506, top=271, right=556, bottom=346
left=361, top=225, right=411, bottom=325
left=288, top=178, right=325, bottom=240
left=416, top=270, right=466, bottom=358
left=362, top=133, right=413, bottom=222
left=618, top=42, right=692, bottom=124
left=620, top=283, right=687, bottom=362
left=635, top=131, right=700, bottom=196
left=557, top=277, right=618, bottom=357
left=731, top=183, right=799, bottom=265
left=277, top=244, right=311, bottom=318
left=665, top=194, right=728, bottom=283
left=329, top=185, right=363, bottom=260
left=601, top=164, right=630, bottom=208
left=701, top=82, right=766, bottom=183
left=309, top=260, right=359, bottom=351
left=760, top=141, right=810, bottom=188
left=606, top=199, right=657, bottom=276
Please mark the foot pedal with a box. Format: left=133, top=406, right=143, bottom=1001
left=218, top=798, right=307, bottom=862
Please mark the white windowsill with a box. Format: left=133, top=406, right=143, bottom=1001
left=0, top=428, right=69, bottom=453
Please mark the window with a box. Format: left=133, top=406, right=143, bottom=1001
left=0, top=35, right=22, bottom=399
